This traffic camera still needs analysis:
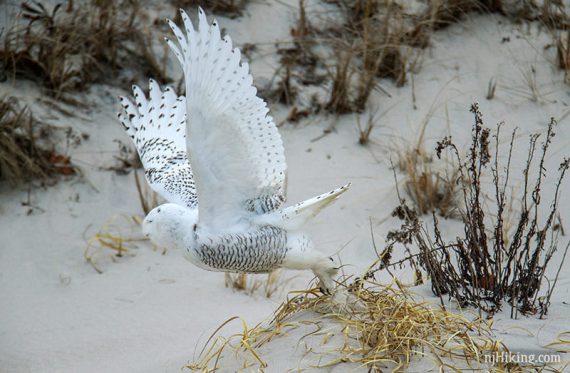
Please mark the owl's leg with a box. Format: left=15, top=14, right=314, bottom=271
left=312, top=256, right=339, bottom=295
left=282, top=232, right=339, bottom=294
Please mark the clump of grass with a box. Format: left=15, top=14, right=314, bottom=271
left=325, top=50, right=355, bottom=114
left=557, top=30, right=570, bottom=84
left=487, top=77, right=497, bottom=99
left=262, top=0, right=440, bottom=115
left=263, top=0, right=413, bottom=116
left=0, top=96, right=75, bottom=184
left=84, top=214, right=147, bottom=273
left=103, top=139, right=141, bottom=175
left=172, top=0, right=248, bottom=18
left=84, top=168, right=160, bottom=272
left=379, top=104, right=570, bottom=318
left=324, top=0, right=415, bottom=114
left=267, top=0, right=569, bottom=118
left=224, top=270, right=290, bottom=298
left=533, top=0, right=569, bottom=30
left=263, top=66, right=298, bottom=106
left=391, top=97, right=463, bottom=218
left=185, top=278, right=545, bottom=371
left=395, top=145, right=461, bottom=218
left=355, top=109, right=377, bottom=145
left=1, top=1, right=168, bottom=100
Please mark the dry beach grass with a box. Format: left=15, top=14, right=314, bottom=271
left=186, top=278, right=568, bottom=371
left=0, top=96, right=76, bottom=184
left=0, top=0, right=168, bottom=100
left=265, top=0, right=570, bottom=122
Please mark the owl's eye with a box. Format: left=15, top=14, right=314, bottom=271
left=157, top=208, right=161, bottom=213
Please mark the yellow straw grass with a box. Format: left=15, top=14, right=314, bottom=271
left=186, top=278, right=568, bottom=372
left=224, top=270, right=296, bottom=299
left=84, top=213, right=147, bottom=273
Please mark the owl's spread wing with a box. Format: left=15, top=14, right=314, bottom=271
left=118, top=80, right=198, bottom=209
left=166, top=9, right=287, bottom=230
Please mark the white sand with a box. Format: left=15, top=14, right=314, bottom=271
left=1, top=1, right=569, bottom=371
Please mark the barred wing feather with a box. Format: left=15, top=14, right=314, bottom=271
left=166, top=8, right=287, bottom=230
left=118, top=79, right=198, bottom=208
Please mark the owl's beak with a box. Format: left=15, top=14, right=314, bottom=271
left=142, top=219, right=152, bottom=238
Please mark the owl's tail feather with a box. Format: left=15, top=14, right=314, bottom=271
left=253, top=183, right=351, bottom=230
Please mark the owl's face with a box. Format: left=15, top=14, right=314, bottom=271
left=142, top=203, right=197, bottom=250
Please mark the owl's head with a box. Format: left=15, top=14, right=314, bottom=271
left=142, top=203, right=197, bottom=250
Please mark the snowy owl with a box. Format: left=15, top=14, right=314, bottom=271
left=118, top=8, right=350, bottom=293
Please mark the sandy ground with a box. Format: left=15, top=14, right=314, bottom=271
left=1, top=1, right=569, bottom=371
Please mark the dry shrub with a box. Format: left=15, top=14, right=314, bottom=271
left=378, top=103, right=570, bottom=318
left=0, top=1, right=168, bottom=99
left=0, top=96, right=76, bottom=184
left=184, top=279, right=560, bottom=371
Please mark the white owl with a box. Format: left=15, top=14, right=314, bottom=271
left=118, top=8, right=350, bottom=293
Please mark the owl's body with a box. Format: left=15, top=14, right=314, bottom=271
left=194, top=226, right=289, bottom=273
left=118, top=8, right=349, bottom=292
